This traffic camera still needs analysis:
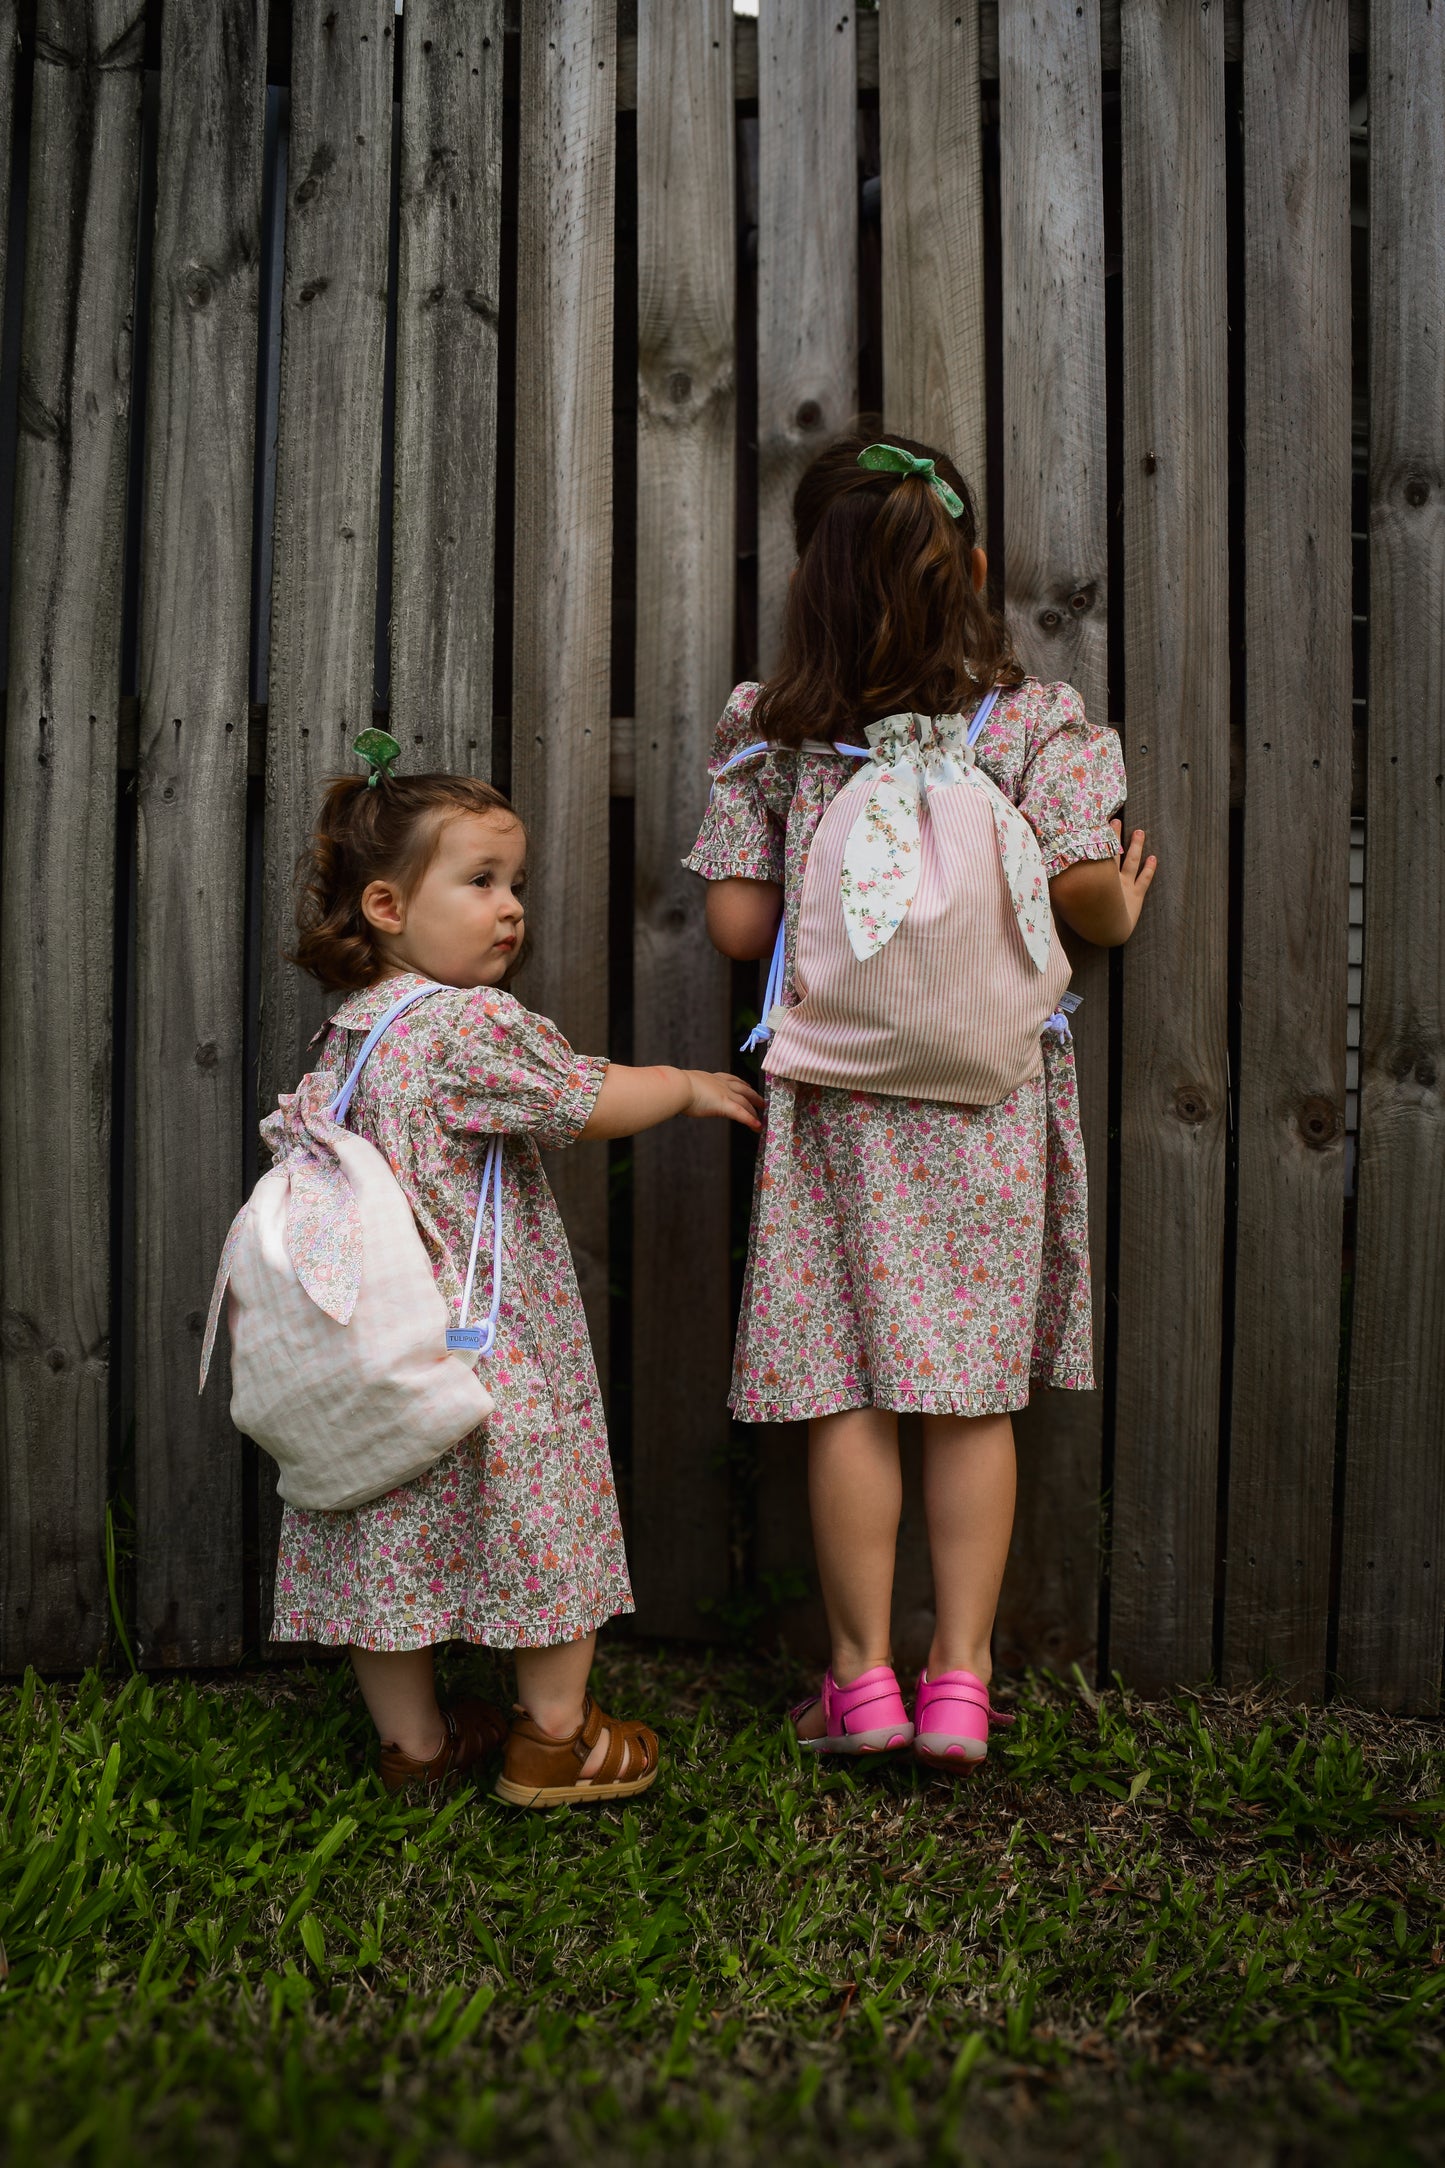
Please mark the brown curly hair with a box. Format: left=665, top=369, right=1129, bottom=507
left=755, top=430, right=1022, bottom=748
left=292, top=771, right=523, bottom=992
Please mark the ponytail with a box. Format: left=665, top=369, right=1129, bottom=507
left=755, top=429, right=1021, bottom=749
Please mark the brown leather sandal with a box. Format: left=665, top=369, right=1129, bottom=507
left=378, top=1696, right=510, bottom=1795
left=494, top=1693, right=659, bottom=1808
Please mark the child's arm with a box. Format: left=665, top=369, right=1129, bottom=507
left=704, top=878, right=783, bottom=961
left=580, top=1063, right=764, bottom=1138
left=1049, top=820, right=1156, bottom=947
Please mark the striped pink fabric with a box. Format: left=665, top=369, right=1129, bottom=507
left=764, top=775, right=1072, bottom=1106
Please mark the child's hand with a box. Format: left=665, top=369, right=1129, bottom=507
left=1110, top=820, right=1158, bottom=935
left=684, top=1070, right=766, bottom=1131
left=1049, top=822, right=1157, bottom=947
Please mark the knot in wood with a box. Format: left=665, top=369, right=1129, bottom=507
left=1404, top=477, right=1431, bottom=508
left=1296, top=1095, right=1342, bottom=1150
left=1172, top=1085, right=1209, bottom=1126
left=668, top=370, right=692, bottom=404
left=183, top=264, right=214, bottom=309
left=795, top=398, right=823, bottom=430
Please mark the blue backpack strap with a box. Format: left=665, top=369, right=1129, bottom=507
left=324, top=980, right=506, bottom=1364
left=446, top=1133, right=506, bottom=1358
left=966, top=685, right=1002, bottom=749
left=327, top=981, right=445, bottom=1122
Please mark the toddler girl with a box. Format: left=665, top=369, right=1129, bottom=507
left=273, top=750, right=761, bottom=1803
left=686, top=433, right=1155, bottom=1768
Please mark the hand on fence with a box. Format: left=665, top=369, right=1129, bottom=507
left=1111, top=821, right=1159, bottom=937
left=1049, top=823, right=1157, bottom=947
left=684, top=1071, right=766, bottom=1131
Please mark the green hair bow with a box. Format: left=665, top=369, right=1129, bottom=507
left=353, top=727, right=401, bottom=788
left=857, top=441, right=965, bottom=520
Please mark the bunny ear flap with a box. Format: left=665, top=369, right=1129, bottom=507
left=974, top=773, right=1054, bottom=971
left=285, top=1152, right=365, bottom=1325
left=200, top=1197, right=251, bottom=1391
left=839, top=759, right=925, bottom=960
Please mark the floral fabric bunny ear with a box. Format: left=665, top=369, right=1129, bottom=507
left=857, top=441, right=965, bottom=520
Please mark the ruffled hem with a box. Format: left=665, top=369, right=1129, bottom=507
left=729, top=1367, right=1094, bottom=1425
left=269, top=1593, right=635, bottom=1654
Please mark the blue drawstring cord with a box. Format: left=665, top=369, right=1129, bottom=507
left=446, top=1134, right=505, bottom=1359
left=327, top=980, right=506, bottom=1363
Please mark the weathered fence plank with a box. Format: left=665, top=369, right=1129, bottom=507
left=756, top=0, right=856, bottom=674
left=1224, top=0, right=1352, bottom=1696
left=1110, top=0, right=1229, bottom=1689
left=257, top=0, right=394, bottom=1635
left=631, top=0, right=736, bottom=1634
left=134, top=0, right=267, bottom=1668
left=391, top=0, right=503, bottom=770
left=1337, top=4, right=1445, bottom=1714
left=879, top=0, right=986, bottom=518
left=510, top=0, right=616, bottom=1356
left=995, top=0, right=1108, bottom=1676
left=0, top=1, right=144, bottom=1673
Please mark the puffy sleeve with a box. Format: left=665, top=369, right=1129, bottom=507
left=682, top=682, right=785, bottom=883
left=431, top=990, right=608, bottom=1150
left=1017, top=681, right=1128, bottom=879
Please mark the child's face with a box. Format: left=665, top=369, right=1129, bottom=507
left=363, top=810, right=527, bottom=989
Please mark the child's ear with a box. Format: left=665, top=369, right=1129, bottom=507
left=971, top=546, right=988, bottom=595
left=360, top=879, right=405, bottom=936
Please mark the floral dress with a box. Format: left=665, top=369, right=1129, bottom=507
left=684, top=678, right=1127, bottom=1423
left=271, top=975, right=634, bottom=1652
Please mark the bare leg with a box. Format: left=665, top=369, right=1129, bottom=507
left=514, top=1632, right=638, bottom=1780
left=349, top=1646, right=445, bottom=1760
left=920, top=1411, right=1017, bottom=1684
left=796, top=1408, right=902, bottom=1737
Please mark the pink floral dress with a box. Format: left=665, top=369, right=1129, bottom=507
left=685, top=678, right=1127, bottom=1422
left=271, top=976, right=634, bottom=1652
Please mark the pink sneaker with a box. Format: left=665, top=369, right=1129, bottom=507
left=790, top=1665, right=914, bottom=1756
left=912, top=1668, right=1012, bottom=1770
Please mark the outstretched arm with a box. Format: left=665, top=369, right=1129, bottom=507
left=1049, top=821, right=1157, bottom=947
left=580, top=1063, right=763, bottom=1139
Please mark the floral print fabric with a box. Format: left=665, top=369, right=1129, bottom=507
left=271, top=975, right=634, bottom=1652
left=684, top=677, right=1123, bottom=1421
left=839, top=705, right=1054, bottom=969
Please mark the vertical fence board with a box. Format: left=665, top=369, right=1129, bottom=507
left=260, top=0, right=394, bottom=1111
left=134, top=0, right=266, bottom=1667
left=631, top=0, right=735, bottom=1633
left=995, top=0, right=1107, bottom=1675
left=511, top=0, right=615, bottom=1352
left=756, top=0, right=856, bottom=674
left=1224, top=0, right=1352, bottom=1695
left=392, top=0, right=503, bottom=771
left=1109, top=0, right=1229, bottom=1688
left=0, top=1, right=143, bottom=1673
left=1338, top=6, right=1445, bottom=1713
left=256, top=0, right=394, bottom=1635
left=879, top=0, right=986, bottom=514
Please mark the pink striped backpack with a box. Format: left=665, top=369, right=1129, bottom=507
left=724, top=688, right=1076, bottom=1108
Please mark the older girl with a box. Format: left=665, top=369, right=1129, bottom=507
left=687, top=434, right=1154, bottom=1769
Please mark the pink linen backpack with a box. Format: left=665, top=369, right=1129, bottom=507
left=200, top=980, right=505, bottom=1511
left=725, top=688, right=1076, bottom=1107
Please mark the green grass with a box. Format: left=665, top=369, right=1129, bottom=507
left=2, top=1644, right=1443, bottom=2167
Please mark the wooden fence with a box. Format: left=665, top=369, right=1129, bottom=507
left=0, top=1, right=1440, bottom=1713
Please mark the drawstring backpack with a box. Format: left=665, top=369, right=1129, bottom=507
left=200, top=980, right=507, bottom=1511
left=722, top=688, right=1078, bottom=1107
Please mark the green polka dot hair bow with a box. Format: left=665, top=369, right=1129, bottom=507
left=857, top=441, right=965, bottom=520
